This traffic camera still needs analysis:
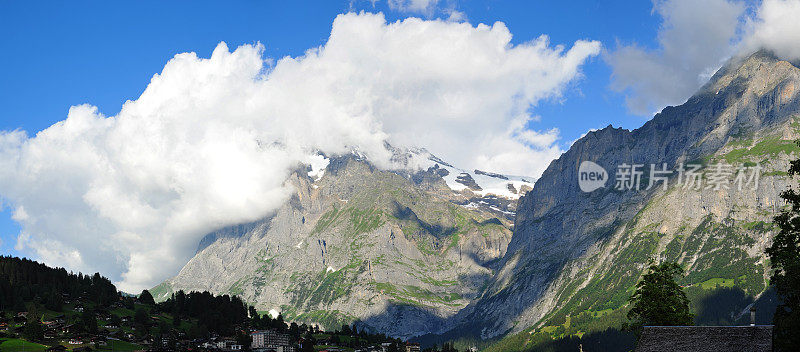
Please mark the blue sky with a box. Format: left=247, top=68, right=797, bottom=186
left=0, top=1, right=663, bottom=259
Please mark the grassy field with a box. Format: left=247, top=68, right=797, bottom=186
left=697, top=277, right=736, bottom=290
left=100, top=339, right=145, bottom=351
left=0, top=337, right=143, bottom=352
left=0, top=338, right=48, bottom=352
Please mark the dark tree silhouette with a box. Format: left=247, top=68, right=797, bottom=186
left=79, top=308, right=98, bottom=334
left=626, top=262, right=693, bottom=332
left=22, top=318, right=44, bottom=341
left=134, top=306, right=150, bottom=332
left=2, top=255, right=401, bottom=347
left=767, top=142, right=800, bottom=351
left=0, top=256, right=118, bottom=311
left=138, top=289, right=155, bottom=305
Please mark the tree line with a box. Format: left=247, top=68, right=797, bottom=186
left=0, top=255, right=117, bottom=312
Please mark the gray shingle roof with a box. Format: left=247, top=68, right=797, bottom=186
left=634, top=326, right=773, bottom=352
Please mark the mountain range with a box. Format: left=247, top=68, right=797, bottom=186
left=151, top=148, right=533, bottom=338
left=152, top=50, right=800, bottom=349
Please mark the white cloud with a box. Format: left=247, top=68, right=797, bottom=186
left=383, top=0, right=465, bottom=21
left=607, top=0, right=745, bottom=115
left=0, top=12, right=599, bottom=292
left=608, top=0, right=800, bottom=116
left=387, top=0, right=439, bottom=14
left=445, top=9, right=467, bottom=22
left=742, top=0, right=800, bottom=61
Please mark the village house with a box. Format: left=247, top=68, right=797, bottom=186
left=405, top=342, right=420, bottom=352
left=42, top=320, right=64, bottom=330
left=92, top=336, right=108, bottom=346
left=214, top=339, right=243, bottom=351
left=43, top=327, right=60, bottom=339
left=380, top=342, right=393, bottom=352
left=252, top=329, right=293, bottom=352
left=200, top=338, right=219, bottom=349
left=68, top=338, right=83, bottom=345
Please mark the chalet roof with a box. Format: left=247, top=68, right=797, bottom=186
left=635, top=325, right=773, bottom=352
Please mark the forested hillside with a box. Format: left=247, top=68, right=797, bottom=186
left=0, top=256, right=117, bottom=311
left=0, top=256, right=406, bottom=351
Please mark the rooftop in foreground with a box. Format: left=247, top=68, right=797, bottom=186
left=634, top=325, right=773, bottom=352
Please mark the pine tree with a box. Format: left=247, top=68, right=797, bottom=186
left=139, top=289, right=155, bottom=305
left=173, top=313, right=182, bottom=328
left=767, top=145, right=800, bottom=351
left=80, top=309, right=98, bottom=334
left=134, top=306, right=150, bottom=330
left=626, top=262, right=693, bottom=331
left=22, top=318, right=44, bottom=342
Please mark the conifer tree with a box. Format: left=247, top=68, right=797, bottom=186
left=626, top=262, right=693, bottom=331
left=767, top=144, right=800, bottom=351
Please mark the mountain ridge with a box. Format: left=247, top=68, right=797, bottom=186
left=154, top=50, right=800, bottom=350
left=426, top=50, right=800, bottom=349
left=152, top=153, right=533, bottom=338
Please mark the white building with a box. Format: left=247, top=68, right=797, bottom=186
left=252, top=329, right=294, bottom=352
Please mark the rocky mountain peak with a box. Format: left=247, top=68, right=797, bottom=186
left=704, top=50, right=797, bottom=95
left=430, top=48, right=800, bottom=343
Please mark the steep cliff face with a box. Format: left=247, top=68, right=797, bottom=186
left=152, top=154, right=531, bottom=338
left=155, top=51, right=800, bottom=345
left=445, top=51, right=800, bottom=346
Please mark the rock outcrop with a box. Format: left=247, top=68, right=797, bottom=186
left=152, top=154, right=527, bottom=338
left=156, top=51, right=800, bottom=347
left=437, top=51, right=800, bottom=347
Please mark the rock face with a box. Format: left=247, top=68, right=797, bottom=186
left=436, top=51, right=800, bottom=345
left=152, top=153, right=532, bottom=338
left=156, top=51, right=800, bottom=345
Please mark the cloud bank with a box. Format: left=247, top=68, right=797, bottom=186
left=387, top=0, right=439, bottom=14
left=607, top=0, right=744, bottom=115
left=742, top=0, right=800, bottom=60
left=374, top=0, right=467, bottom=22
left=608, top=0, right=800, bottom=116
left=0, top=12, right=600, bottom=292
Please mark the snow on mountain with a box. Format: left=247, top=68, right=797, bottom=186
left=420, top=154, right=535, bottom=200
left=439, top=166, right=534, bottom=199
left=306, top=147, right=536, bottom=201
left=304, top=154, right=330, bottom=180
